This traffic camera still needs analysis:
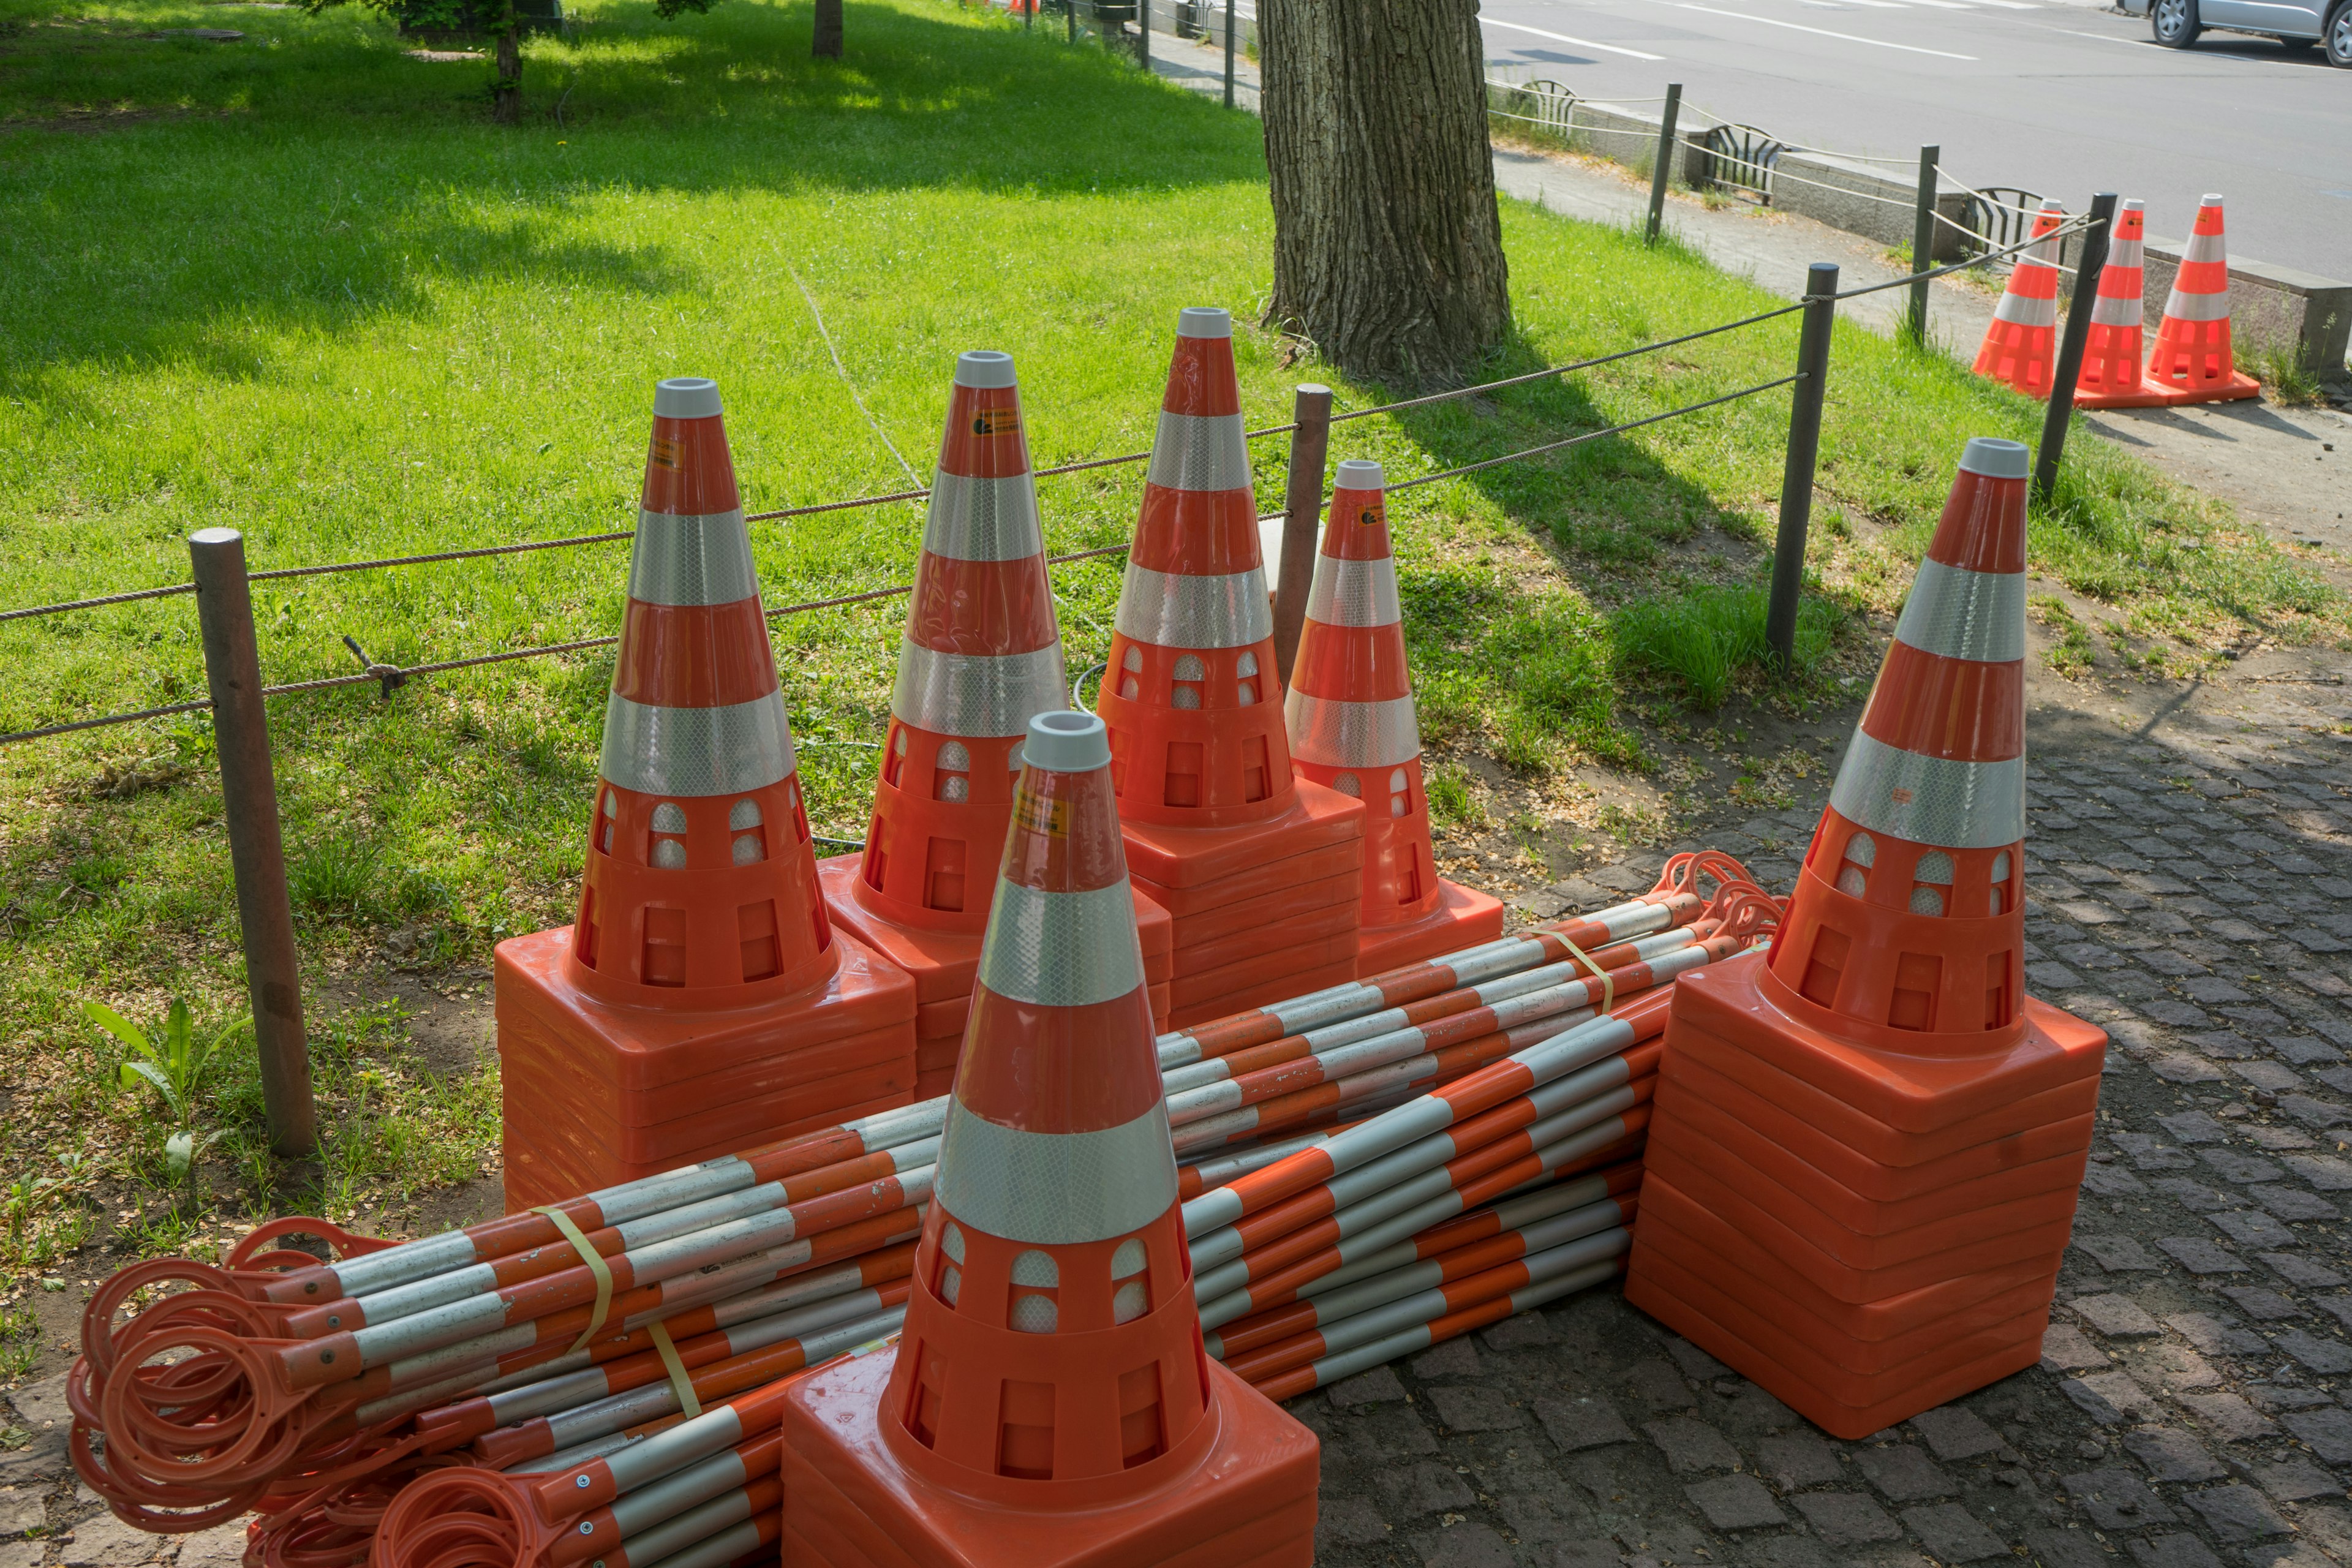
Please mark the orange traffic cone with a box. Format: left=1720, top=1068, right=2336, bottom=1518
left=2073, top=200, right=2166, bottom=410
left=815, top=352, right=1169, bottom=1098
left=1972, top=202, right=2066, bottom=398
left=1098, top=307, right=1366, bottom=1028
left=1286, top=459, right=1503, bottom=974
left=496, top=377, right=917, bottom=1209
left=1624, top=436, right=2108, bottom=1439
left=780, top=710, right=1321, bottom=1568
left=2141, top=194, right=2261, bottom=405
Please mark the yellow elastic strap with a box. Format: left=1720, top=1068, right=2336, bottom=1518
left=532, top=1205, right=614, bottom=1357
left=647, top=1321, right=702, bottom=1419
left=1557, top=933, right=1615, bottom=1018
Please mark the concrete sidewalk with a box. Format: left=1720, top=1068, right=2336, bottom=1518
left=1146, top=34, right=2352, bottom=556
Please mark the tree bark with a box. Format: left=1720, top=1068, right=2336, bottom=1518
left=1261, top=0, right=1510, bottom=386
left=813, top=0, right=843, bottom=56
left=492, top=9, right=521, bottom=123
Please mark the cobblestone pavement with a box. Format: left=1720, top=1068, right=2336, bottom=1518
left=6, top=630, right=2348, bottom=1568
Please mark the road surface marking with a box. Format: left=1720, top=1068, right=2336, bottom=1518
left=1480, top=16, right=1670, bottom=58
left=1676, top=4, right=1983, bottom=53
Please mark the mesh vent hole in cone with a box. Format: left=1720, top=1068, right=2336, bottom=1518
left=1285, top=458, right=1503, bottom=974
left=1623, top=437, right=2107, bottom=1440
left=780, top=710, right=1320, bottom=1567
left=496, top=376, right=916, bottom=1205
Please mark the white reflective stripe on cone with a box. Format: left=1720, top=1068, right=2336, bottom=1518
left=935, top=1099, right=1179, bottom=1245
left=1116, top=562, right=1275, bottom=649
left=974, top=880, right=1147, bottom=1008
left=891, top=639, right=1067, bottom=737
left=599, top=691, right=798, bottom=798
left=2106, top=238, right=2145, bottom=271
left=1145, top=409, right=1251, bottom=493
left=1828, top=731, right=2024, bottom=850
left=1304, top=558, right=1403, bottom=628
left=1993, top=293, right=2058, bottom=329
left=1286, top=691, right=1422, bottom=771
left=2091, top=293, right=2143, bottom=328
left=2161, top=287, right=2232, bottom=322
left=2182, top=229, right=2227, bottom=265
left=628, top=511, right=759, bottom=608
left=921, top=472, right=1044, bottom=562
left=1890, top=560, right=2025, bottom=663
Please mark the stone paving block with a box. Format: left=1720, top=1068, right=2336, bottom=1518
left=1755, top=1431, right=1842, bottom=1489
left=1741, top=1538, right=1834, bottom=1568
left=7, top=1374, right=69, bottom=1438
left=2161, top=1113, right=2233, bottom=1144
left=1427, top=1384, right=1526, bottom=1433
left=2136, top=1343, right=2225, bottom=1392
left=2271, top=1326, right=2352, bottom=1373
left=1535, top=1395, right=1637, bottom=1451
left=2277, top=1094, right=2352, bottom=1128
left=2207, top=1210, right=2298, bottom=1249
left=1626, top=1359, right=1697, bottom=1411
left=2281, top=1406, right=2352, bottom=1463
left=1908, top=1406, right=2005, bottom=1463
left=1415, top=1338, right=1484, bottom=1381
left=1330, top=1365, right=1411, bottom=1409
left=2272, top=1038, right=2348, bottom=1066
left=2260, top=1252, right=2346, bottom=1287
left=2248, top=1184, right=2342, bottom=1221
left=1405, top=1462, right=1477, bottom=1515
left=2218, top=1286, right=2301, bottom=1321
left=2160, top=1312, right=2267, bottom=1357
left=1684, top=1475, right=1785, bottom=1531
left=1415, top=1521, right=1517, bottom=1568
left=0, top=1448, right=64, bottom=1489
left=2070, top=1294, right=2165, bottom=1338
left=2019, top=1526, right=2109, bottom=1568
left=1551, top=1539, right=1623, bottom=1568
left=1496, top=1487, right=1602, bottom=1549
left=1480, top=1313, right=1556, bottom=1352
left=2182, top=1485, right=2292, bottom=1542
left=2243, top=1544, right=2340, bottom=1568
left=1644, top=1416, right=1741, bottom=1474
left=2197, top=1148, right=2283, bottom=1182
left=2061, top=1468, right=2177, bottom=1529
left=1855, top=1445, right=1954, bottom=1504
left=2246, top=1459, right=2340, bottom=1502
left=2314, top=1294, right=2352, bottom=1331
left=1664, top=1338, right=1732, bottom=1382
left=2150, top=1056, right=2227, bottom=1085
left=58, top=1517, right=168, bottom=1568
left=2156, top=1237, right=2250, bottom=1274
left=2078, top=1235, right=2165, bottom=1272
left=2041, top=1325, right=2112, bottom=1373
left=2152, top=1179, right=2228, bottom=1212
left=1902, top=1503, right=2010, bottom=1563
left=2233, top=1061, right=2306, bottom=1093
left=2245, top=1384, right=2334, bottom=1412
left=0, top=1546, right=38, bottom=1568
left=2122, top=1428, right=2225, bottom=1482
left=1317, top=1494, right=1393, bottom=1550
left=2281, top=1153, right=2352, bottom=1189
left=0, top=1491, right=40, bottom=1537
left=1790, top=1491, right=1902, bottom=1547
left=1354, top=1403, right=1442, bottom=1459
left=2084, top=1163, right=2152, bottom=1196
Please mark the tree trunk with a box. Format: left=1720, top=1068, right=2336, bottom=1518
left=813, top=0, right=843, bottom=56
left=1261, top=0, right=1510, bottom=386
left=492, top=12, right=521, bottom=123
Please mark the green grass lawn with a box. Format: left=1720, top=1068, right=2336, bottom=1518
left=0, top=0, right=2337, bottom=1265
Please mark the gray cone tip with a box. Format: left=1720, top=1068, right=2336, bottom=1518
left=1178, top=306, right=1232, bottom=339
left=1024, top=710, right=1111, bottom=774
left=1959, top=437, right=2030, bottom=480
left=956, top=350, right=1017, bottom=390
left=1335, top=458, right=1386, bottom=490
left=654, top=377, right=723, bottom=419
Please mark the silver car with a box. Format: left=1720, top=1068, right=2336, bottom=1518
left=2127, top=0, right=2352, bottom=64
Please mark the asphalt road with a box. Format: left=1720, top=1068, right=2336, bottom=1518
left=1476, top=0, right=2352, bottom=277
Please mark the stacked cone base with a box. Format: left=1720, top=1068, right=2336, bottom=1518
left=2136, top=371, right=2261, bottom=406
left=496, top=924, right=918, bottom=1211
left=1355, top=878, right=1508, bottom=978
left=815, top=856, right=1172, bottom=1098
left=1621, top=948, right=2103, bottom=1438
left=781, top=1342, right=1318, bottom=1568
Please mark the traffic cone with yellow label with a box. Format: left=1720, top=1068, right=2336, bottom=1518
left=1971, top=202, right=2067, bottom=398
left=1286, top=459, right=1504, bottom=973
left=816, top=352, right=1168, bottom=1098
left=1096, top=307, right=1367, bottom=1027
left=780, top=710, right=1321, bottom=1568
left=1624, top=437, right=2108, bottom=1438
left=496, top=377, right=918, bottom=1210
left=2140, top=194, right=2261, bottom=405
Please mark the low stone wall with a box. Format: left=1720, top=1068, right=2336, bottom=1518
left=1772, top=153, right=1972, bottom=263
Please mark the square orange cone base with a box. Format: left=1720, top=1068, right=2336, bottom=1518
left=1620, top=946, right=2101, bottom=1436
left=495, top=923, right=916, bottom=1213
left=2136, top=370, right=2261, bottom=406
left=780, top=1341, right=1319, bottom=1568
left=817, top=854, right=1172, bottom=1101
left=1356, top=878, right=1507, bottom=977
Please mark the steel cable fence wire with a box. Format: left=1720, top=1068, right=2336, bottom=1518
left=1670, top=134, right=1920, bottom=209
left=1847, top=213, right=2095, bottom=297
left=1927, top=205, right=2081, bottom=274
left=1384, top=374, right=1803, bottom=493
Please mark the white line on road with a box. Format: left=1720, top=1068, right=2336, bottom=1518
left=1480, top=16, right=1671, bottom=59
left=1676, top=4, right=1982, bottom=55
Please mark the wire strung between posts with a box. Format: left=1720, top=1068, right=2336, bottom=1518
left=1384, top=375, right=1801, bottom=494
left=0, top=699, right=214, bottom=748
left=1932, top=167, right=2046, bottom=221
left=1672, top=137, right=1924, bottom=210
left=1834, top=214, right=2096, bottom=302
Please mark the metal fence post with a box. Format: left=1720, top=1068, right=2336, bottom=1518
left=2036, top=191, right=2117, bottom=505
left=188, top=528, right=317, bottom=1158
left=1766, top=263, right=1839, bottom=674
left=1067, top=0, right=1075, bottom=44
left=1025, top=0, right=1032, bottom=28
left=1645, top=83, right=1682, bottom=247
left=1222, top=0, right=1234, bottom=107
left=1137, top=0, right=1148, bottom=66
left=1272, top=385, right=1333, bottom=685
left=1905, top=144, right=1939, bottom=346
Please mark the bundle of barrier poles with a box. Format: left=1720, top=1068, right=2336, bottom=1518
left=67, top=850, right=1772, bottom=1561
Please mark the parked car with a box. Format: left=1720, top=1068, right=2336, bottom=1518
left=2125, top=0, right=2352, bottom=66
